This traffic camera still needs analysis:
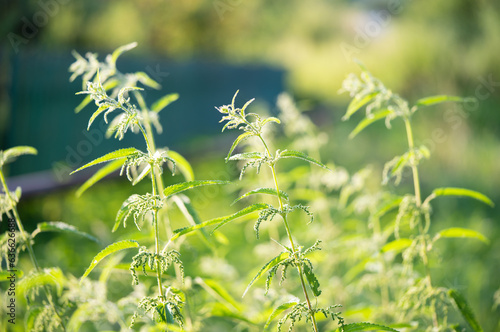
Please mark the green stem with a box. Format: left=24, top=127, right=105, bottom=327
left=258, top=135, right=319, bottom=332
left=403, top=118, right=438, bottom=328
left=151, top=166, right=165, bottom=302
left=0, top=170, right=67, bottom=331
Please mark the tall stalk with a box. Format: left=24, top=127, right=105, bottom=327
left=259, top=135, right=319, bottom=332
left=213, top=91, right=344, bottom=331
left=341, top=64, right=493, bottom=330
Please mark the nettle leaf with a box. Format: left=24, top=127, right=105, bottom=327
left=428, top=187, right=494, bottom=207
left=339, top=322, right=399, bottom=332
left=449, top=289, right=483, bottom=332
left=381, top=238, right=413, bottom=253
left=343, top=91, right=379, bottom=120
left=212, top=203, right=270, bottom=234
left=32, top=221, right=99, bottom=243
left=135, top=71, right=161, bottom=89
left=163, top=180, right=230, bottom=197
left=110, top=42, right=137, bottom=67
left=171, top=215, right=229, bottom=241
left=0, top=146, right=37, bottom=167
left=303, top=264, right=321, bottom=297
left=18, top=267, right=66, bottom=299
left=227, top=132, right=255, bottom=162
left=76, top=159, right=124, bottom=197
left=265, top=300, right=299, bottom=329
left=414, top=95, right=469, bottom=108
left=71, top=148, right=139, bottom=174
left=151, top=93, right=179, bottom=113
left=435, top=228, right=489, bottom=244
left=228, top=152, right=264, bottom=161
left=243, top=252, right=290, bottom=297
left=279, top=150, right=330, bottom=170
left=232, top=188, right=288, bottom=205
left=349, top=109, right=392, bottom=139
left=167, top=150, right=194, bottom=181
left=261, top=117, right=281, bottom=127
left=81, top=240, right=139, bottom=281
left=70, top=148, right=140, bottom=175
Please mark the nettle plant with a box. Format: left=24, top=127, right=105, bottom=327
left=203, top=91, right=399, bottom=332
left=0, top=147, right=103, bottom=332
left=69, top=43, right=228, bottom=329
left=340, top=63, right=494, bottom=331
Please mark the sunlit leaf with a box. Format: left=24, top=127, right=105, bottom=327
left=343, top=92, right=379, bottom=120
left=232, top=188, right=288, bottom=205
left=279, top=150, right=330, bottom=170
left=382, top=238, right=412, bottom=253
left=135, top=71, right=161, bottom=89
left=227, top=132, right=255, bottom=162
left=81, top=240, right=139, bottom=281
left=212, top=203, right=269, bottom=234
left=435, top=228, right=489, bottom=244
left=428, top=187, right=494, bottom=207
left=228, top=152, right=263, bottom=161
left=349, top=109, right=392, bottom=139
left=76, top=159, right=124, bottom=197
left=163, top=180, right=229, bottom=197
left=1, top=146, right=37, bottom=167
left=151, top=93, right=179, bottom=113
left=264, top=300, right=299, bottom=329
left=32, top=221, right=99, bottom=243
left=110, top=42, right=137, bottom=67
left=70, top=148, right=138, bottom=174
left=171, top=215, right=228, bottom=242
left=261, top=117, right=281, bottom=127
left=243, top=252, right=289, bottom=297
left=414, top=95, right=469, bottom=108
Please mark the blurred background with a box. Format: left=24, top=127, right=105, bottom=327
left=0, top=0, right=499, bottom=330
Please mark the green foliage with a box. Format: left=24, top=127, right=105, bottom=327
left=0, top=146, right=38, bottom=167
left=216, top=92, right=342, bottom=331
left=163, top=180, right=230, bottom=197
left=232, top=187, right=289, bottom=205
left=31, top=221, right=99, bottom=243
left=448, top=289, right=483, bottom=332
left=81, top=240, right=139, bottom=280
left=130, top=247, right=183, bottom=285
left=342, top=64, right=492, bottom=331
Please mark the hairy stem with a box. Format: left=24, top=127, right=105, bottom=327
left=0, top=170, right=67, bottom=331
left=404, top=118, right=438, bottom=328
left=259, top=135, right=319, bottom=332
